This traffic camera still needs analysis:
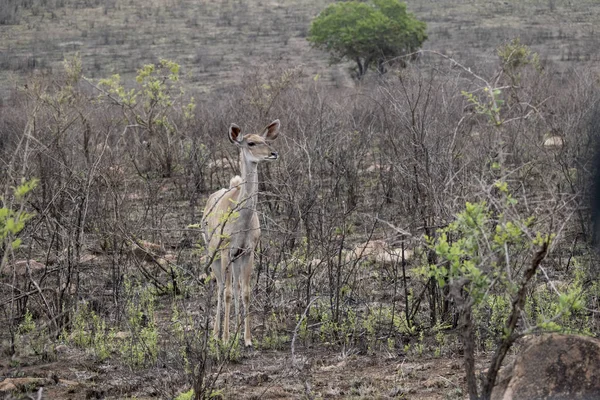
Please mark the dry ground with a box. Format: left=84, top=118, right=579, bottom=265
left=2, top=346, right=493, bottom=399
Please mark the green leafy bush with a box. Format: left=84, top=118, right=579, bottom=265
left=308, top=0, right=427, bottom=78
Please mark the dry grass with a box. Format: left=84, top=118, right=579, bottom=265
left=0, top=0, right=599, bottom=98
left=0, top=0, right=335, bottom=96
left=419, top=0, right=600, bottom=72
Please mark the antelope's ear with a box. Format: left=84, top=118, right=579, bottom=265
left=261, top=119, right=280, bottom=140
left=229, top=123, right=242, bottom=144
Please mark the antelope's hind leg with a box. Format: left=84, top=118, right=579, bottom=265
left=222, top=252, right=233, bottom=343
left=211, top=253, right=224, bottom=340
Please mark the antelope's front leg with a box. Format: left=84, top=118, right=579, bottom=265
left=231, top=249, right=244, bottom=343
left=240, top=252, right=255, bottom=347
left=232, top=265, right=241, bottom=334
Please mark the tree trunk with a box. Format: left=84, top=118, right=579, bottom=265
left=377, top=58, right=387, bottom=75
left=461, top=301, right=478, bottom=400
left=480, top=243, right=549, bottom=399
left=355, top=57, right=372, bottom=80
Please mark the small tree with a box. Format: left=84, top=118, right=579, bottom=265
left=98, top=59, right=196, bottom=178
left=423, top=196, right=556, bottom=400
left=307, top=0, right=427, bottom=79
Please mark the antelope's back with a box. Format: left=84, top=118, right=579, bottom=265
left=201, top=186, right=242, bottom=251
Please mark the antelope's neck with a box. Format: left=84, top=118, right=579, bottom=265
left=239, top=154, right=259, bottom=214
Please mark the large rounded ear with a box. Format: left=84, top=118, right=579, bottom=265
left=261, top=119, right=280, bottom=140
left=229, top=123, right=242, bottom=144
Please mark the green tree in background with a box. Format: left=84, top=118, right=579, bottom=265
left=308, top=0, right=427, bottom=79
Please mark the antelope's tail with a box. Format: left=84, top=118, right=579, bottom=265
left=229, top=175, right=243, bottom=189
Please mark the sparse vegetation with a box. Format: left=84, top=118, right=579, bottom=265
left=0, top=1, right=600, bottom=399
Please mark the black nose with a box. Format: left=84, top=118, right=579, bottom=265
left=271, top=152, right=278, bottom=158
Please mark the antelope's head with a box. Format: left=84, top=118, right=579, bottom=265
left=228, top=119, right=280, bottom=164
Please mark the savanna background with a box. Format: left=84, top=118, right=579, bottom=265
left=1, top=0, right=600, bottom=399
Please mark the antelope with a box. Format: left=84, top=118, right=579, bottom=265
left=201, top=119, right=280, bottom=347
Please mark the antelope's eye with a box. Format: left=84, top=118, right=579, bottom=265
left=248, top=142, right=256, bottom=147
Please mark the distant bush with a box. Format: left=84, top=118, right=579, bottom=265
left=308, top=0, right=427, bottom=79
